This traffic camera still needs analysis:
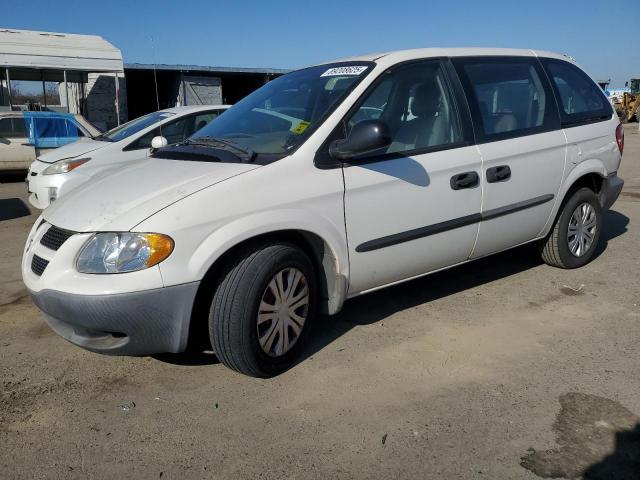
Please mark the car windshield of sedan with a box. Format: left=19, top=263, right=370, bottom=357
left=95, top=111, right=176, bottom=142
left=189, top=62, right=373, bottom=156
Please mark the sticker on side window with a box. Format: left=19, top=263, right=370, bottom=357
left=320, top=66, right=368, bottom=77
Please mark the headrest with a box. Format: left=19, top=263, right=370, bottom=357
left=410, top=79, right=441, bottom=118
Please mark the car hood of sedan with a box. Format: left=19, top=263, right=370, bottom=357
left=42, top=157, right=261, bottom=232
left=37, top=138, right=107, bottom=163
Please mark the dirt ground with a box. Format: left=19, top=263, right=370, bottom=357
left=1, top=125, right=639, bottom=480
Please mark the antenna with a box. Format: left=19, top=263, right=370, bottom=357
left=150, top=35, right=162, bottom=136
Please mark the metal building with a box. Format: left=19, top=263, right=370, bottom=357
left=123, top=63, right=289, bottom=120
left=0, top=28, right=290, bottom=130
left=0, top=28, right=125, bottom=129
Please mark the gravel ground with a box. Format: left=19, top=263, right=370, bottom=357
left=1, top=125, right=639, bottom=480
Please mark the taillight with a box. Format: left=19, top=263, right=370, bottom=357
left=616, top=123, right=624, bottom=154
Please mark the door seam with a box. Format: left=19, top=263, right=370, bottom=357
left=468, top=143, right=485, bottom=259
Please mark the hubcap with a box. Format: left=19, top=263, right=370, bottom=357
left=567, top=202, right=597, bottom=257
left=257, top=267, right=309, bottom=357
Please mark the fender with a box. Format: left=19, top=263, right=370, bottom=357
left=186, top=208, right=350, bottom=314
left=538, top=159, right=606, bottom=238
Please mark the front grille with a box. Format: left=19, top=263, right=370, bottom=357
left=40, top=225, right=76, bottom=251
left=31, top=255, right=49, bottom=276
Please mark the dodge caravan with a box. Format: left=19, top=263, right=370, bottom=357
left=22, top=48, right=624, bottom=378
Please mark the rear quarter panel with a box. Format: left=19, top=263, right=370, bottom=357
left=539, top=116, right=621, bottom=237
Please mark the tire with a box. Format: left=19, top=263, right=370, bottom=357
left=209, top=242, right=317, bottom=378
left=540, top=187, right=602, bottom=269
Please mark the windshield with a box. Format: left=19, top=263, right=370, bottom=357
left=189, top=62, right=373, bottom=155
left=96, top=111, right=175, bottom=142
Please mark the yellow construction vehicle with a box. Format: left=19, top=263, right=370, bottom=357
left=616, top=78, right=640, bottom=123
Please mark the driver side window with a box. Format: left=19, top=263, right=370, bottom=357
left=125, top=117, right=190, bottom=151
left=346, top=61, right=462, bottom=157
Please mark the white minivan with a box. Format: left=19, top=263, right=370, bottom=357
left=22, top=48, right=624, bottom=377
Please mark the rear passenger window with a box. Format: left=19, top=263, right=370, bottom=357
left=542, top=59, right=612, bottom=126
left=34, top=118, right=79, bottom=138
left=453, top=57, right=558, bottom=141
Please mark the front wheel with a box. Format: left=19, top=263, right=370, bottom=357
left=209, top=242, right=317, bottom=377
left=540, top=187, right=602, bottom=269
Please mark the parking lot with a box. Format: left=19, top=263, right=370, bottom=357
left=1, top=124, right=639, bottom=479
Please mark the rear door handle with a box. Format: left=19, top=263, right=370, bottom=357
left=486, top=165, right=511, bottom=183
left=450, top=171, right=479, bottom=190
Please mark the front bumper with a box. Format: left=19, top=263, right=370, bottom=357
left=600, top=173, right=624, bottom=210
left=29, top=282, right=200, bottom=355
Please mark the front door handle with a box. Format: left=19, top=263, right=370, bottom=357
left=486, top=165, right=511, bottom=183
left=450, top=171, right=479, bottom=190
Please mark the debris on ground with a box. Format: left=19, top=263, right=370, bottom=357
left=119, top=401, right=136, bottom=411
left=560, top=284, right=585, bottom=296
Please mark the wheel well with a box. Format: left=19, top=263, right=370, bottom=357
left=567, top=173, right=604, bottom=197
left=186, top=230, right=335, bottom=351
left=543, top=172, right=606, bottom=241
left=560, top=172, right=607, bottom=213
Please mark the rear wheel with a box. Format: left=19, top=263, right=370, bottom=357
left=540, top=187, right=602, bottom=269
left=209, top=242, right=316, bottom=377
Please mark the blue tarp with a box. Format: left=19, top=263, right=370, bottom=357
left=23, top=112, right=84, bottom=149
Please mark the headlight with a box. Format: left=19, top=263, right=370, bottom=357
left=43, top=157, right=90, bottom=175
left=76, top=232, right=174, bottom=274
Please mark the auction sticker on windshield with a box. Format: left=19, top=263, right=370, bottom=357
left=292, top=121, right=311, bottom=134
left=321, top=66, right=368, bottom=77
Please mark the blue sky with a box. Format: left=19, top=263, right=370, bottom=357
left=4, top=0, right=638, bottom=86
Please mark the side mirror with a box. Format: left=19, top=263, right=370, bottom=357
left=150, top=136, right=168, bottom=151
left=329, top=120, right=391, bottom=161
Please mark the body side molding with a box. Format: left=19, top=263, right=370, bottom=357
left=355, top=194, right=554, bottom=253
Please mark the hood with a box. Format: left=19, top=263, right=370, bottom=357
left=43, top=158, right=261, bottom=232
left=37, top=138, right=106, bottom=163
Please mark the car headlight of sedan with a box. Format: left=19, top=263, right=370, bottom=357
left=76, top=232, right=174, bottom=274
left=43, top=157, right=91, bottom=175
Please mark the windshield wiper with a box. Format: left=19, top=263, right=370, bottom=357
left=184, top=136, right=256, bottom=162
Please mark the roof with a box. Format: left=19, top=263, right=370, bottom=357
left=0, top=111, right=85, bottom=118
left=125, top=63, right=289, bottom=75
left=323, top=47, right=571, bottom=65
left=160, top=105, right=232, bottom=114
left=0, top=28, right=123, bottom=72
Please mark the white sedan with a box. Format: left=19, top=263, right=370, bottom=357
left=27, top=105, right=229, bottom=209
